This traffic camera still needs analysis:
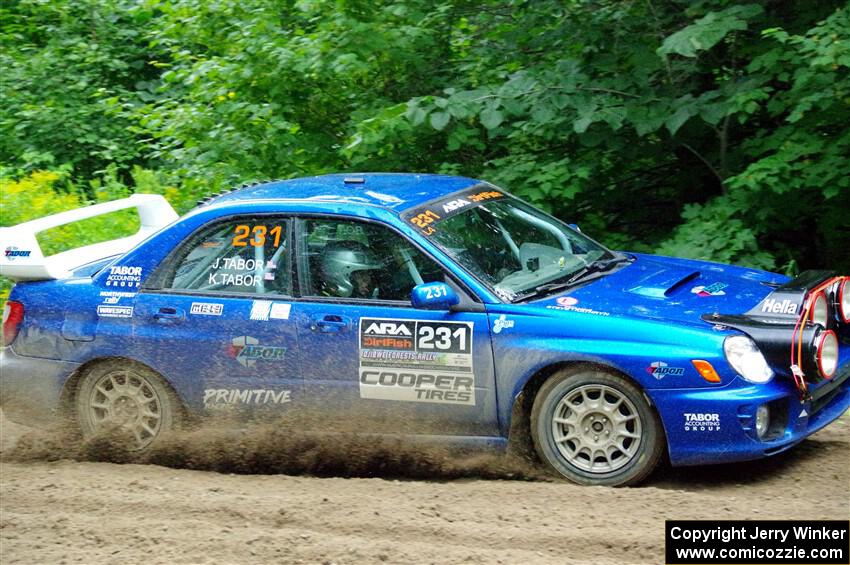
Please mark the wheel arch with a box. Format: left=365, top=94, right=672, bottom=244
left=506, top=360, right=667, bottom=458
left=58, top=356, right=190, bottom=420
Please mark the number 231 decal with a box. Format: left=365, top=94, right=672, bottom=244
left=232, top=225, right=284, bottom=247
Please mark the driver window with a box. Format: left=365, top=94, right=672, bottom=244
left=301, top=218, right=443, bottom=301
left=169, top=218, right=291, bottom=295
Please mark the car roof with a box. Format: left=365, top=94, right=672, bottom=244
left=204, top=173, right=483, bottom=212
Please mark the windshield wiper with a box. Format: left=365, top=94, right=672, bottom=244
left=512, top=254, right=633, bottom=302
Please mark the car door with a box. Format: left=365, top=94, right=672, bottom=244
left=131, top=215, right=300, bottom=414
left=292, top=216, right=499, bottom=436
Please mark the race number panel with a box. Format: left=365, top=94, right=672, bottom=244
left=358, top=317, right=475, bottom=406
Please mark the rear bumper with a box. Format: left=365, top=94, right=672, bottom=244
left=650, top=360, right=850, bottom=467
left=0, top=346, right=80, bottom=426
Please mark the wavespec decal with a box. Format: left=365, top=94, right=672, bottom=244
left=191, top=302, right=223, bottom=316
left=228, top=336, right=286, bottom=368
left=249, top=300, right=291, bottom=321
left=358, top=317, right=475, bottom=405
left=492, top=314, right=515, bottom=334
left=683, top=413, right=720, bottom=432
left=105, top=265, right=143, bottom=288
left=546, top=296, right=610, bottom=316
left=402, top=186, right=507, bottom=236
left=97, top=305, right=134, bottom=318
left=4, top=246, right=31, bottom=260
left=691, top=282, right=728, bottom=297
left=204, top=388, right=291, bottom=407
left=760, top=298, right=799, bottom=315
left=647, top=361, right=685, bottom=379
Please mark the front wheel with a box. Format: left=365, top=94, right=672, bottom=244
left=76, top=360, right=180, bottom=451
left=530, top=366, right=664, bottom=486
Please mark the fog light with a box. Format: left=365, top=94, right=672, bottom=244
left=755, top=405, right=770, bottom=439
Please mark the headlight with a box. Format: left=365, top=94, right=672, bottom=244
left=724, top=335, right=774, bottom=383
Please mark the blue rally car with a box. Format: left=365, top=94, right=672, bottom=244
left=1, top=174, right=848, bottom=486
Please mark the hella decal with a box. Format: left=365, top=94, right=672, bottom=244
left=760, top=298, right=799, bottom=315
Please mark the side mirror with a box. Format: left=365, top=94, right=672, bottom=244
left=411, top=282, right=460, bottom=310
left=568, top=223, right=582, bottom=233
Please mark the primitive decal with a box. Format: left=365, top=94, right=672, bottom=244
left=358, top=317, right=475, bottom=406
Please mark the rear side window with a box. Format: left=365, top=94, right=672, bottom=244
left=168, top=218, right=291, bottom=296
left=300, top=218, right=444, bottom=301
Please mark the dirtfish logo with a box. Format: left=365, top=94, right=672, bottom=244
left=492, top=314, right=515, bottom=334
left=647, top=361, right=684, bottom=379
left=4, top=246, right=31, bottom=261
left=228, top=336, right=286, bottom=368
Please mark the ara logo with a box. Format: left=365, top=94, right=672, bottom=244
left=691, top=282, right=728, bottom=297
left=364, top=322, right=413, bottom=336
left=228, top=336, right=286, bottom=368
left=760, top=298, right=799, bottom=315
left=647, top=361, right=685, bottom=379
left=442, top=198, right=470, bottom=213
left=556, top=296, right=579, bottom=307
left=492, top=314, right=515, bottom=334
left=4, top=246, right=31, bottom=261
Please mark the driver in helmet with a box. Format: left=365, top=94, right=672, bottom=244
left=319, top=240, right=383, bottom=299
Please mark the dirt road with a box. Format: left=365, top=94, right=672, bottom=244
left=1, top=413, right=848, bottom=565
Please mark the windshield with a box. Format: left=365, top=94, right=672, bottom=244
left=402, top=186, right=614, bottom=301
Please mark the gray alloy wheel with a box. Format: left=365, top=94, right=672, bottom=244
left=530, top=366, right=664, bottom=486
left=76, top=360, right=180, bottom=450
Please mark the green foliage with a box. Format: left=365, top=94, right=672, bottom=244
left=1, top=0, right=848, bottom=276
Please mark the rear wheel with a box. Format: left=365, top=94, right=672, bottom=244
left=76, top=360, right=180, bottom=450
left=530, top=366, right=664, bottom=486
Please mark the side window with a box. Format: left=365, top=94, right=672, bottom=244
left=301, top=218, right=444, bottom=301
left=169, top=218, right=291, bottom=295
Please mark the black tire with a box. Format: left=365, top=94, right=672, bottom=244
left=530, top=365, right=664, bottom=486
left=76, top=360, right=181, bottom=451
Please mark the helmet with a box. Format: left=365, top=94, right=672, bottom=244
left=320, top=241, right=383, bottom=297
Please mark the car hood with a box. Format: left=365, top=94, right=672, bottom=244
left=532, top=253, right=789, bottom=327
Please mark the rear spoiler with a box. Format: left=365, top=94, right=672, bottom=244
left=0, top=194, right=178, bottom=281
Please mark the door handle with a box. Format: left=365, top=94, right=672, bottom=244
left=153, top=307, right=185, bottom=323
left=310, top=314, right=350, bottom=333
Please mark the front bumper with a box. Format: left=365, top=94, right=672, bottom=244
left=0, top=346, right=80, bottom=426
left=649, top=358, right=850, bottom=466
